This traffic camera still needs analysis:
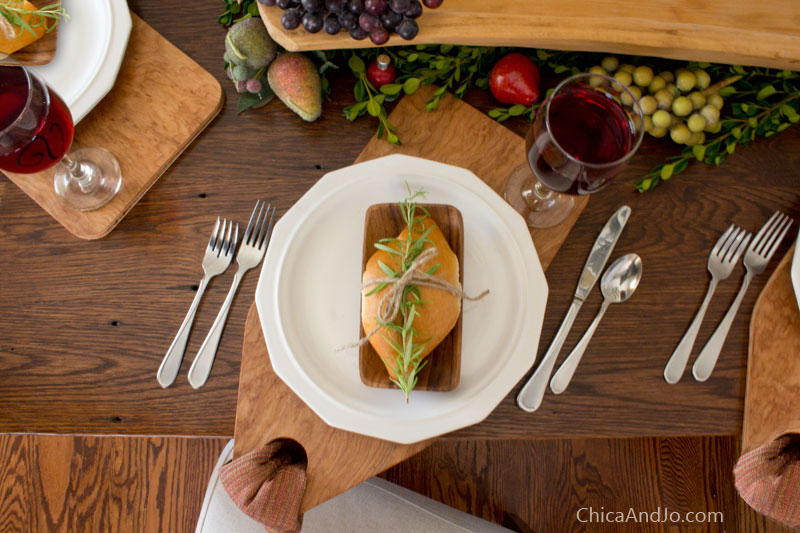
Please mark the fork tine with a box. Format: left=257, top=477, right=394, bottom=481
left=250, top=202, right=266, bottom=245
left=225, top=223, right=239, bottom=256
left=751, top=211, right=780, bottom=254
left=216, top=219, right=229, bottom=255
left=756, top=213, right=787, bottom=256
left=727, top=232, right=751, bottom=264
left=243, top=201, right=261, bottom=245
left=761, top=216, right=792, bottom=260
left=220, top=219, right=233, bottom=257
left=208, top=217, right=221, bottom=250
left=718, top=227, right=743, bottom=259
left=712, top=224, right=735, bottom=255
left=721, top=229, right=746, bottom=263
left=258, top=205, right=276, bottom=249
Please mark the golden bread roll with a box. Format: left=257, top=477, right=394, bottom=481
left=0, top=2, right=49, bottom=55
left=361, top=215, right=461, bottom=380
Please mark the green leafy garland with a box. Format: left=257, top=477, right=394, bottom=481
left=365, top=187, right=439, bottom=401
left=218, top=0, right=259, bottom=26
left=0, top=0, right=65, bottom=38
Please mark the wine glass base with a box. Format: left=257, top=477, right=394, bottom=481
left=504, top=165, right=575, bottom=229
left=54, top=147, right=122, bottom=212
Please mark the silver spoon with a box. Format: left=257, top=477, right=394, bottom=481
left=549, top=253, right=643, bottom=395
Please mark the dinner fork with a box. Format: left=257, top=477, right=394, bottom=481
left=663, top=224, right=751, bottom=384
left=693, top=211, right=793, bottom=382
left=188, top=201, right=276, bottom=389
left=157, top=218, right=237, bottom=388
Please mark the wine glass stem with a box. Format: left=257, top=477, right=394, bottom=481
left=63, top=153, right=95, bottom=193
left=533, top=181, right=553, bottom=200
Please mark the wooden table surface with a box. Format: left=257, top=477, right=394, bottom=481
left=1, top=1, right=799, bottom=443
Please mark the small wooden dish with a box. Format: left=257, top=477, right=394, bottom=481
left=358, top=203, right=464, bottom=392
left=8, top=0, right=59, bottom=66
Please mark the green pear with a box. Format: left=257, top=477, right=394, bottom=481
left=225, top=18, right=277, bottom=71
left=268, top=53, right=322, bottom=122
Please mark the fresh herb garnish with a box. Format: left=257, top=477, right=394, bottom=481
left=0, top=0, right=66, bottom=38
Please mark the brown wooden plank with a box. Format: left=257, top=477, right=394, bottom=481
left=0, top=434, right=227, bottom=532
left=2, top=14, right=224, bottom=239
left=359, top=203, right=464, bottom=391
left=257, top=1, right=800, bottom=70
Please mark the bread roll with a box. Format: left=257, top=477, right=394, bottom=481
left=361, top=215, right=460, bottom=380
left=0, top=3, right=49, bottom=55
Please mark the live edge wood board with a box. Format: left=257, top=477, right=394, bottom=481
left=259, top=0, right=800, bottom=71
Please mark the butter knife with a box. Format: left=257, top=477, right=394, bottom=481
left=516, top=205, right=631, bottom=412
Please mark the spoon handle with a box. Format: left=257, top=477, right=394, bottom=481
left=550, top=300, right=610, bottom=395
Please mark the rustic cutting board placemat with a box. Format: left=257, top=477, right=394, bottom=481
left=3, top=14, right=223, bottom=240
left=743, top=243, right=800, bottom=453
left=233, top=86, right=588, bottom=510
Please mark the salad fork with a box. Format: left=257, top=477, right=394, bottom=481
left=663, top=224, right=751, bottom=384
left=157, top=218, right=237, bottom=388
left=693, top=211, right=793, bottom=382
left=188, top=201, right=276, bottom=389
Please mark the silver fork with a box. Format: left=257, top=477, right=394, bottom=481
left=157, top=218, right=237, bottom=388
left=693, top=212, right=793, bottom=382
left=663, top=224, right=751, bottom=384
left=187, top=201, right=277, bottom=389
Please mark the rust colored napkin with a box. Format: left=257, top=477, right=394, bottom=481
left=734, top=434, right=800, bottom=528
left=219, top=440, right=307, bottom=533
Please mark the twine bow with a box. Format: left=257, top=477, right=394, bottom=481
left=340, top=247, right=489, bottom=351
left=0, top=16, right=16, bottom=40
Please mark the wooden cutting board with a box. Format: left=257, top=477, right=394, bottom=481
left=258, top=0, right=800, bottom=71
left=233, top=86, right=588, bottom=510
left=743, top=243, right=800, bottom=454
left=2, top=14, right=223, bottom=240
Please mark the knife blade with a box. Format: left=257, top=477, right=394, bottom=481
left=516, top=205, right=631, bottom=412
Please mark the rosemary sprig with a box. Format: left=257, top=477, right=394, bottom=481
left=0, top=1, right=66, bottom=38
left=373, top=186, right=439, bottom=402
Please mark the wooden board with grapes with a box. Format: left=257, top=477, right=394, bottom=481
left=254, top=0, right=800, bottom=71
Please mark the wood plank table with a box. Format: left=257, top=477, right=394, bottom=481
left=0, top=1, right=799, bottom=531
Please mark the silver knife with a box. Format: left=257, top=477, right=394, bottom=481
left=516, top=205, right=631, bottom=412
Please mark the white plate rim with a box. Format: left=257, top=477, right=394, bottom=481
left=255, top=155, right=548, bottom=443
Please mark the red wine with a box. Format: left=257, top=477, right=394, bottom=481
left=528, top=87, right=635, bottom=195
left=0, top=66, right=74, bottom=174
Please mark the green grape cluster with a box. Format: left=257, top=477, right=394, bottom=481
left=590, top=56, right=726, bottom=147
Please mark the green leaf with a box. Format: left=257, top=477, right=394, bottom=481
left=748, top=116, right=759, bottom=128
left=475, top=77, right=489, bottom=89
left=756, top=85, right=777, bottom=101
left=406, top=53, right=419, bottom=62
left=374, top=242, right=402, bottom=256
left=403, top=77, right=421, bottom=95
left=508, top=104, right=528, bottom=116
left=440, top=44, right=453, bottom=54
left=553, top=65, right=569, bottom=74
left=377, top=260, right=397, bottom=277
left=387, top=132, right=400, bottom=144
left=380, top=83, right=403, bottom=96
left=674, top=160, right=688, bottom=174
left=349, top=54, right=366, bottom=74
left=718, top=86, right=737, bottom=97
left=488, top=109, right=504, bottom=118
left=354, top=81, right=367, bottom=101
left=660, top=164, right=674, bottom=180
left=778, top=122, right=791, bottom=132
left=367, top=99, right=381, bottom=117
left=692, top=145, right=706, bottom=161
left=732, top=126, right=742, bottom=139
left=237, top=92, right=272, bottom=114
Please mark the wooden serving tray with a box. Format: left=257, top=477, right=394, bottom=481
left=8, top=0, right=59, bottom=66
left=359, top=203, right=463, bottom=392
left=233, top=86, right=588, bottom=510
left=258, top=0, right=800, bottom=70
left=2, top=14, right=223, bottom=239
left=743, top=243, right=800, bottom=454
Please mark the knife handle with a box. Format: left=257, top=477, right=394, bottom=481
left=516, top=298, right=582, bottom=412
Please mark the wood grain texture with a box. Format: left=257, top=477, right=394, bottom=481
left=258, top=0, right=800, bottom=70
left=2, top=14, right=223, bottom=240
left=384, top=436, right=794, bottom=533
left=355, top=85, right=589, bottom=273
left=233, top=304, right=431, bottom=511
left=6, top=0, right=59, bottom=66
left=743, top=244, right=800, bottom=453
left=359, top=203, right=464, bottom=391
left=0, top=434, right=227, bottom=533
left=1, top=0, right=800, bottom=440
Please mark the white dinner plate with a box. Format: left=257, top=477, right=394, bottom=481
left=30, top=0, right=132, bottom=124
left=792, top=227, right=800, bottom=309
left=255, top=155, right=548, bottom=444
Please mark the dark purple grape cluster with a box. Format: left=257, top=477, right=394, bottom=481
left=268, top=0, right=442, bottom=44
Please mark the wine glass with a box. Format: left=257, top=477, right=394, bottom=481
left=0, top=63, right=122, bottom=211
left=505, top=72, right=644, bottom=228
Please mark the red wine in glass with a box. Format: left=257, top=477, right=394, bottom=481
left=0, top=65, right=74, bottom=173
left=528, top=86, right=636, bottom=195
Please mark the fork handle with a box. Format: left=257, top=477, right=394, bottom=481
left=157, top=276, right=210, bottom=388
left=188, top=271, right=243, bottom=389
left=664, top=277, right=719, bottom=384
left=693, top=273, right=753, bottom=382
